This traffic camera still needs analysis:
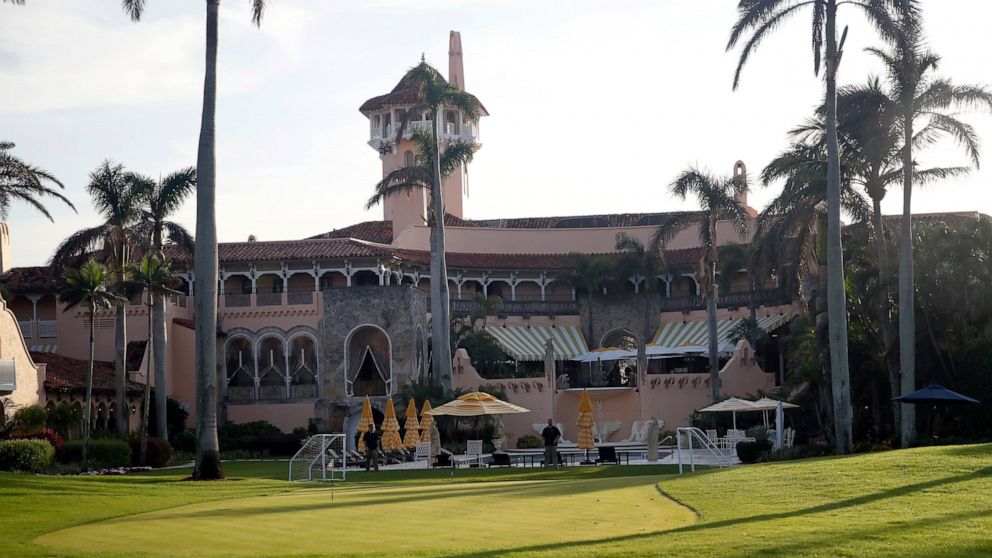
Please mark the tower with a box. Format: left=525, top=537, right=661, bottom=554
left=359, top=31, right=487, bottom=241
left=0, top=223, right=11, bottom=273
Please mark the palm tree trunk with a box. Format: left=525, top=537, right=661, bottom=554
left=83, top=306, right=96, bottom=472
left=899, top=110, right=916, bottom=448
left=430, top=111, right=454, bottom=391
left=586, top=290, right=595, bottom=350
left=114, top=299, right=127, bottom=438
left=140, top=297, right=153, bottom=465
left=823, top=1, right=853, bottom=454
left=706, top=284, right=720, bottom=402
left=192, top=0, right=223, bottom=480
left=154, top=236, right=168, bottom=440
left=871, top=197, right=901, bottom=436
left=153, top=292, right=168, bottom=439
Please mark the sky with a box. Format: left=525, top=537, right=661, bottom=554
left=2, top=0, right=990, bottom=267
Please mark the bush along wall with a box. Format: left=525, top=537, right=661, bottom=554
left=63, top=439, right=132, bottom=470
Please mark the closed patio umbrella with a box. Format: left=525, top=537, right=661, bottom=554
left=357, top=396, right=374, bottom=453
left=381, top=398, right=403, bottom=452
left=403, top=398, right=421, bottom=449
left=576, top=389, right=595, bottom=464
left=419, top=399, right=434, bottom=443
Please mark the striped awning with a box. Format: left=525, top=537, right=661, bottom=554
left=651, top=314, right=792, bottom=352
left=29, top=344, right=58, bottom=353
left=485, top=325, right=588, bottom=361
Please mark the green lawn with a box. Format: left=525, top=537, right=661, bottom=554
left=2, top=445, right=990, bottom=557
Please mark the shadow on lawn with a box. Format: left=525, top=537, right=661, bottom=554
left=434, top=466, right=992, bottom=558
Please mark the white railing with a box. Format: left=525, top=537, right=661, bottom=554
left=384, top=120, right=478, bottom=142
left=676, top=427, right=735, bottom=473
left=0, top=358, right=15, bottom=391
left=37, top=320, right=57, bottom=338
left=17, top=321, right=32, bottom=338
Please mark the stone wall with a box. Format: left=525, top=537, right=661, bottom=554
left=317, top=285, right=429, bottom=433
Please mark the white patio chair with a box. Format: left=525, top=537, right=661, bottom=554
left=415, top=441, right=432, bottom=467
left=705, top=429, right=718, bottom=443
left=785, top=428, right=796, bottom=448
left=467, top=439, right=484, bottom=467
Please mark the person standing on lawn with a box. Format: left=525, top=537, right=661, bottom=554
left=363, top=424, right=380, bottom=472
left=541, top=418, right=561, bottom=467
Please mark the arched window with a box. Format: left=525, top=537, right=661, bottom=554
left=345, top=325, right=391, bottom=396
left=290, top=336, right=318, bottom=399
left=226, top=337, right=256, bottom=401
left=404, top=150, right=415, bottom=167
left=258, top=336, right=287, bottom=400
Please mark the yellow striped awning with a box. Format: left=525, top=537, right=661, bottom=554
left=485, top=325, right=588, bottom=361
left=651, top=314, right=793, bottom=350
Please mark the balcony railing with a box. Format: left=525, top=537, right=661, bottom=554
left=287, top=291, right=314, bottom=305
left=255, top=292, right=284, bottom=307
left=18, top=320, right=32, bottom=338
left=0, top=359, right=15, bottom=391
left=37, top=320, right=57, bottom=338
left=224, top=293, right=252, bottom=307
left=450, top=298, right=579, bottom=316
left=375, top=121, right=479, bottom=143
left=657, top=288, right=790, bottom=312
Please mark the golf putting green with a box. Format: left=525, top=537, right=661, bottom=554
left=36, top=476, right=695, bottom=557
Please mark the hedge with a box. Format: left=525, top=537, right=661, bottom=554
left=11, top=428, right=65, bottom=459
left=128, top=437, right=174, bottom=468
left=0, top=439, right=55, bottom=473
left=63, top=439, right=132, bottom=469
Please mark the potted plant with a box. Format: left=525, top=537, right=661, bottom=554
left=736, top=426, right=773, bottom=464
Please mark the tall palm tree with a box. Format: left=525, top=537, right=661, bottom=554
left=559, top=253, right=613, bottom=350
left=728, top=0, right=912, bottom=453
left=123, top=255, right=178, bottom=465
left=364, top=61, right=483, bottom=391
left=58, top=260, right=117, bottom=471
left=651, top=168, right=750, bottom=403
left=868, top=16, right=992, bottom=446
left=0, top=141, right=75, bottom=221
left=51, top=161, right=146, bottom=439
left=122, top=0, right=268, bottom=480
left=788, top=82, right=972, bottom=437
left=133, top=168, right=196, bottom=440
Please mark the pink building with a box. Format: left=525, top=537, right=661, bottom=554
left=1, top=32, right=796, bottom=448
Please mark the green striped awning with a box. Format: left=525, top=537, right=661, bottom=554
left=485, top=325, right=589, bottom=361
left=651, top=314, right=792, bottom=350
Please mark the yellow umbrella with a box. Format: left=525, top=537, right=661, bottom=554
left=576, top=389, right=595, bottom=451
left=403, top=398, right=421, bottom=448
left=419, top=400, right=434, bottom=442
left=357, top=396, right=373, bottom=453
left=381, top=398, right=403, bottom=452
left=428, top=391, right=530, bottom=416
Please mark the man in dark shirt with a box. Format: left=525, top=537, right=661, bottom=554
left=363, top=424, right=380, bottom=472
left=541, top=418, right=561, bottom=467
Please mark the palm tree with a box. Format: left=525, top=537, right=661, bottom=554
left=51, top=161, right=146, bottom=439
left=122, top=0, right=268, bottom=480
left=0, top=141, right=75, bottom=221
left=133, top=168, right=195, bottom=440
left=651, top=168, right=750, bottom=403
left=123, top=255, right=178, bottom=466
left=728, top=0, right=912, bottom=453
left=58, top=260, right=117, bottom=471
left=364, top=60, right=483, bottom=391
left=559, top=253, right=613, bottom=350
left=868, top=16, right=992, bottom=446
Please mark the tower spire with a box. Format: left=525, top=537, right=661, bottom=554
left=448, top=31, right=464, bottom=90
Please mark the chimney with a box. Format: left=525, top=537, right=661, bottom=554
left=448, top=31, right=464, bottom=90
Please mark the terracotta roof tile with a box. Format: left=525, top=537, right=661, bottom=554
left=359, top=63, right=488, bottom=115
left=33, top=351, right=144, bottom=395
left=0, top=266, right=60, bottom=294
left=307, top=220, right=394, bottom=243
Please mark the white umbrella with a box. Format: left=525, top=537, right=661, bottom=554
left=572, top=347, right=635, bottom=362
left=698, top=397, right=757, bottom=430
left=751, top=397, right=799, bottom=427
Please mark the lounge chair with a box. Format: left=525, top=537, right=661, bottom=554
left=595, top=446, right=620, bottom=465
left=415, top=441, right=432, bottom=466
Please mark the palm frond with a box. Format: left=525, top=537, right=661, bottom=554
left=120, top=0, right=145, bottom=21
left=250, top=0, right=266, bottom=27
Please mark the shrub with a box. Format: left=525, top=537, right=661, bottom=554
left=517, top=434, right=541, bottom=449
left=217, top=420, right=305, bottom=457
left=12, top=428, right=65, bottom=459
left=13, top=405, right=48, bottom=433
left=0, top=439, right=54, bottom=473
left=128, top=437, right=174, bottom=468
left=746, top=426, right=770, bottom=443
left=46, top=401, right=81, bottom=439
left=63, top=439, right=132, bottom=469
left=736, top=439, right=773, bottom=464
left=172, top=429, right=196, bottom=453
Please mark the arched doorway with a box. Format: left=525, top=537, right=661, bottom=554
left=345, top=325, right=391, bottom=396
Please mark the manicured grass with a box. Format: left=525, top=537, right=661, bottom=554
left=3, top=445, right=991, bottom=557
